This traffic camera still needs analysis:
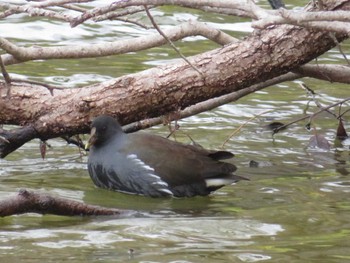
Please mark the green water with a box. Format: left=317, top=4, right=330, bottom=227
left=1, top=1, right=350, bottom=262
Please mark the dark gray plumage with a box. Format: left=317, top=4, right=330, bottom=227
left=86, top=115, right=246, bottom=198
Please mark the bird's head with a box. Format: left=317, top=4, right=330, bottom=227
left=85, top=115, right=123, bottom=150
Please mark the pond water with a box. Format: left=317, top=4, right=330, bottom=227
left=1, top=1, right=350, bottom=262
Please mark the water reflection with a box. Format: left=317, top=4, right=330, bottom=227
left=0, top=216, right=283, bottom=262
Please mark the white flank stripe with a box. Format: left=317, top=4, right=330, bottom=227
left=147, top=173, right=162, bottom=179
left=205, top=178, right=233, bottom=187
left=126, top=153, right=172, bottom=195
left=127, top=154, right=155, bottom=171
left=159, top=188, right=174, bottom=195
left=152, top=181, right=169, bottom=187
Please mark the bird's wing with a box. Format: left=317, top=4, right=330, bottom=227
left=119, top=153, right=174, bottom=197
left=88, top=144, right=174, bottom=197
left=123, top=133, right=237, bottom=187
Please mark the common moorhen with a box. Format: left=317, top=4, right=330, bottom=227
left=86, top=115, right=245, bottom=197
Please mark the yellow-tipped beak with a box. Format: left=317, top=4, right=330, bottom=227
left=85, top=127, right=96, bottom=150
left=84, top=142, right=90, bottom=150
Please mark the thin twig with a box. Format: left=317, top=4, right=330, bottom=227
left=143, top=5, right=204, bottom=78
left=93, top=6, right=151, bottom=22
left=11, top=78, right=67, bottom=95
left=0, top=56, right=11, bottom=85
left=298, top=82, right=337, bottom=118
left=328, top=32, right=350, bottom=65
left=273, top=97, right=350, bottom=134
left=114, top=17, right=152, bottom=29
left=61, top=135, right=86, bottom=150
left=61, top=3, right=87, bottom=13
left=0, top=55, right=11, bottom=97
left=221, top=110, right=272, bottom=148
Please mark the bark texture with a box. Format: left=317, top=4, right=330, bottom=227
left=0, top=189, right=129, bottom=217
left=0, top=1, right=349, bottom=157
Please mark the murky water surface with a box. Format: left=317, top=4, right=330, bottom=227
left=1, top=1, right=350, bottom=262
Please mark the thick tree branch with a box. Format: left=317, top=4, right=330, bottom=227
left=0, top=126, right=38, bottom=158
left=124, top=72, right=301, bottom=132
left=0, top=189, right=129, bottom=217
left=2, top=62, right=348, bottom=154
left=121, top=63, right=350, bottom=133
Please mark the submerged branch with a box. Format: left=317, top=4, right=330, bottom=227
left=0, top=189, right=130, bottom=217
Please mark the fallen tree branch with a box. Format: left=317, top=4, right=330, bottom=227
left=124, top=72, right=301, bottom=132
left=123, top=63, right=350, bottom=132
left=0, top=125, right=38, bottom=158
left=0, top=189, right=131, bottom=217
left=1, top=63, right=347, bottom=156
left=0, top=20, right=236, bottom=66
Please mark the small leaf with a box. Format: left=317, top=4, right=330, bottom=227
left=336, top=119, right=348, bottom=140
left=308, top=134, right=330, bottom=150
left=40, top=140, right=46, bottom=160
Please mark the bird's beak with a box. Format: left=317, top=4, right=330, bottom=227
left=85, top=127, right=96, bottom=150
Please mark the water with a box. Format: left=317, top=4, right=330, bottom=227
left=1, top=1, right=350, bottom=262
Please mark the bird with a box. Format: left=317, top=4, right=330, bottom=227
left=85, top=115, right=246, bottom=198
